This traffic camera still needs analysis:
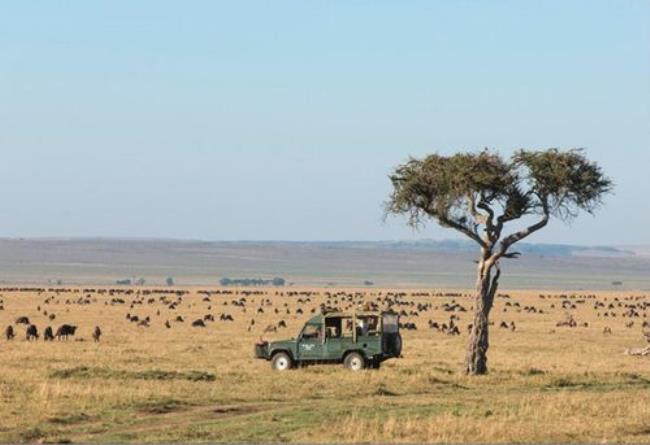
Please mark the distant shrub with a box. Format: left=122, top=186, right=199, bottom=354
left=116, top=279, right=131, bottom=285
left=219, top=277, right=286, bottom=286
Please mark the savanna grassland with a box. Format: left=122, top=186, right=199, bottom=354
left=1, top=286, right=649, bottom=444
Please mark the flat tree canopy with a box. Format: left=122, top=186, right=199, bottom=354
left=386, top=148, right=612, bottom=374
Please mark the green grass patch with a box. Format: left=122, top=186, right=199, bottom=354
left=48, top=412, right=92, bottom=425
left=136, top=398, right=191, bottom=414
left=48, top=366, right=216, bottom=382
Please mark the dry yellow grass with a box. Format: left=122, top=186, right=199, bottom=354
left=0, top=286, right=649, bottom=443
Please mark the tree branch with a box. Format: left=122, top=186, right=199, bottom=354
left=477, top=199, right=497, bottom=243
left=439, top=214, right=487, bottom=248
left=492, top=212, right=549, bottom=262
left=467, top=194, right=488, bottom=226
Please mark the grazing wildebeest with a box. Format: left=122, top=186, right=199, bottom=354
left=5, top=325, right=15, bottom=340
left=55, top=324, right=77, bottom=340
left=92, top=326, right=102, bottom=342
left=164, top=320, right=171, bottom=329
left=15, top=316, right=30, bottom=325
left=26, top=324, right=39, bottom=341
left=43, top=326, right=54, bottom=341
left=192, top=319, right=206, bottom=327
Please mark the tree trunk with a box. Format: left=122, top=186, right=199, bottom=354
left=464, top=259, right=499, bottom=375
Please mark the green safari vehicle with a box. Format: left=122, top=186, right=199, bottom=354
left=254, top=310, right=402, bottom=370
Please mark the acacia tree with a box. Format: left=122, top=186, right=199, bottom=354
left=386, top=149, right=612, bottom=375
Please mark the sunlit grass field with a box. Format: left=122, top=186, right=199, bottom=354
left=0, top=286, right=649, bottom=443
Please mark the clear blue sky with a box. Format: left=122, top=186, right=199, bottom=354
left=1, top=1, right=648, bottom=245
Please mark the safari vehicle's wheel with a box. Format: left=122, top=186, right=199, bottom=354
left=271, top=352, right=292, bottom=371
left=344, top=352, right=365, bottom=371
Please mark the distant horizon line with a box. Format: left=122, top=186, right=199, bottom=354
left=0, top=236, right=647, bottom=249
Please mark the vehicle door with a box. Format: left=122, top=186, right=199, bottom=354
left=326, top=316, right=357, bottom=360
left=323, top=316, right=351, bottom=360
left=297, top=323, right=324, bottom=360
left=356, top=315, right=382, bottom=355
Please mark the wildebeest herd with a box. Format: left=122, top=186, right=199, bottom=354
left=5, top=317, right=86, bottom=342
left=1, top=286, right=649, bottom=352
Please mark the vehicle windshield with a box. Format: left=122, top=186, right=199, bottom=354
left=301, top=324, right=322, bottom=340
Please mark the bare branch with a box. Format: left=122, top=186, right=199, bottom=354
left=439, top=215, right=487, bottom=248
left=467, top=194, right=488, bottom=226
left=492, top=212, right=549, bottom=263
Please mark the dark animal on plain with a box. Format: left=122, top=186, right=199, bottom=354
left=26, top=324, right=39, bottom=341
left=5, top=325, right=15, bottom=340
left=204, top=314, right=215, bottom=322
left=175, top=315, right=184, bottom=322
left=92, top=326, right=102, bottom=342
left=55, top=324, right=78, bottom=340
left=15, top=316, right=30, bottom=325
left=264, top=324, right=277, bottom=333
left=43, top=326, right=54, bottom=341
left=625, top=321, right=634, bottom=328
left=49, top=313, right=56, bottom=321
left=192, top=319, right=206, bottom=327
left=499, top=321, right=509, bottom=329
left=603, top=326, right=612, bottom=335
left=138, top=319, right=150, bottom=327
left=164, top=320, right=171, bottom=329
left=278, top=320, right=287, bottom=328
left=510, top=321, right=516, bottom=332
left=556, top=314, right=577, bottom=327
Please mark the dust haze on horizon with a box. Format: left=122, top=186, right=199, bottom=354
left=1, top=1, right=648, bottom=245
